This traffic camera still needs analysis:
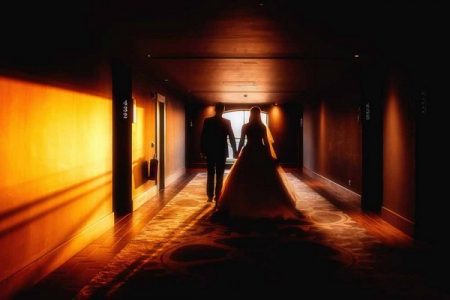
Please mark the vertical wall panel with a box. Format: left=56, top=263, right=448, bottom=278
left=382, top=70, right=416, bottom=235
left=303, top=88, right=362, bottom=194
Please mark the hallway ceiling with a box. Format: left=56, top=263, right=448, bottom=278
left=101, top=0, right=370, bottom=103
left=3, top=0, right=442, bottom=104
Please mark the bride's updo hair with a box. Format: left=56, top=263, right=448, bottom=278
left=249, top=106, right=262, bottom=124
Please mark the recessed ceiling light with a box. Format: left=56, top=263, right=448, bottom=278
left=147, top=54, right=151, bottom=58
left=164, top=79, right=169, bottom=82
left=259, top=2, right=264, bottom=6
left=354, top=54, right=360, bottom=58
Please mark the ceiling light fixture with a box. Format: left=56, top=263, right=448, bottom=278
left=354, top=54, right=360, bottom=58
left=164, top=79, right=169, bottom=82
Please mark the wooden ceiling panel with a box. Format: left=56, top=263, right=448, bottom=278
left=144, top=59, right=357, bottom=103
left=189, top=92, right=299, bottom=104
left=98, top=0, right=373, bottom=103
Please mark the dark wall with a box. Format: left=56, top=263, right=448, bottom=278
left=267, top=103, right=302, bottom=166
left=186, top=103, right=302, bottom=167
left=413, top=60, right=449, bottom=245
left=303, top=87, right=362, bottom=194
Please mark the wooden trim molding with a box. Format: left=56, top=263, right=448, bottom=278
left=302, top=167, right=361, bottom=204
left=0, top=213, right=114, bottom=299
left=381, top=206, right=415, bottom=237
left=133, top=185, right=158, bottom=211
left=133, top=168, right=185, bottom=212
left=166, top=168, right=186, bottom=187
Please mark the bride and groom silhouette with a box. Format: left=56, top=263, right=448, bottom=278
left=201, top=103, right=300, bottom=220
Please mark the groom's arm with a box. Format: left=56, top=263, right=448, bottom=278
left=237, top=124, right=246, bottom=154
left=226, top=120, right=237, bottom=157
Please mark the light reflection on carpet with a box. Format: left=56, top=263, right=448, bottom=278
left=76, top=172, right=448, bottom=299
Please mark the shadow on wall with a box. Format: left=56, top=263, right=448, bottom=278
left=0, top=73, right=113, bottom=296
left=0, top=172, right=111, bottom=239
left=0, top=190, right=112, bottom=298
left=132, top=159, right=150, bottom=189
left=0, top=172, right=112, bottom=280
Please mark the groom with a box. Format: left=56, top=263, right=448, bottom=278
left=200, top=102, right=237, bottom=202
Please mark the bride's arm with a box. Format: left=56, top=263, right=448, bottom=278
left=262, top=126, right=270, bottom=149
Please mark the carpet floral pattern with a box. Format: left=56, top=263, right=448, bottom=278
left=76, top=172, right=449, bottom=299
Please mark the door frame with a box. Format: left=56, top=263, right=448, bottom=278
left=156, top=93, right=166, bottom=190
left=360, top=61, right=384, bottom=212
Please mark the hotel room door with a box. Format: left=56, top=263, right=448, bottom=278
left=156, top=94, right=166, bottom=190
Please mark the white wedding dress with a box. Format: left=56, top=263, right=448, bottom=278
left=216, top=121, right=300, bottom=220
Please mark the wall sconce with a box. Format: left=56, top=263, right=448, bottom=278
left=132, top=97, right=137, bottom=124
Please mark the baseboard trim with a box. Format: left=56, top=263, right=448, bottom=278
left=381, top=206, right=415, bottom=237
left=0, top=212, right=114, bottom=299
left=166, top=168, right=186, bottom=187
left=302, top=167, right=361, bottom=197
left=133, top=185, right=158, bottom=211
left=133, top=168, right=186, bottom=211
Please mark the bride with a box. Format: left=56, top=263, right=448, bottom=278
left=215, top=106, right=300, bottom=220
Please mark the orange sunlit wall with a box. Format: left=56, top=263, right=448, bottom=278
left=166, top=97, right=186, bottom=180
left=303, top=89, right=362, bottom=194
left=382, top=71, right=416, bottom=235
left=0, top=72, right=113, bottom=294
left=131, top=76, right=186, bottom=200
left=132, top=76, right=156, bottom=208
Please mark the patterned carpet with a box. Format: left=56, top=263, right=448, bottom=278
left=76, top=172, right=450, bottom=299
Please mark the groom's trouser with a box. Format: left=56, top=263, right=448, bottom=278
left=206, top=155, right=226, bottom=199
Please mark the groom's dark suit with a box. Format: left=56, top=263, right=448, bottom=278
left=201, top=115, right=237, bottom=200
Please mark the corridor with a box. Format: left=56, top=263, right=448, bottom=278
left=15, top=171, right=449, bottom=299
left=1, top=1, right=448, bottom=299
